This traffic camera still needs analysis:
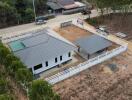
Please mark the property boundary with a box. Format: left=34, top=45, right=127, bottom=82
left=60, top=21, right=72, bottom=28
left=45, top=19, right=128, bottom=85
left=45, top=45, right=127, bottom=84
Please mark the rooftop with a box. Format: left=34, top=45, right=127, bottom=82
left=47, top=0, right=84, bottom=10
left=9, top=29, right=76, bottom=68
left=75, top=35, right=112, bottom=55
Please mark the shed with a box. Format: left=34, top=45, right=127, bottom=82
left=75, top=35, right=112, bottom=59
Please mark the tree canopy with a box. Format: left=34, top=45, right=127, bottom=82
left=87, top=0, right=132, bottom=14
left=0, top=0, right=47, bottom=28
left=29, top=80, right=60, bottom=100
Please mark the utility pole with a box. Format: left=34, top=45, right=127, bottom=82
left=33, top=0, right=37, bottom=21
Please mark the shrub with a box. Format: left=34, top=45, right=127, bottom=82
left=29, top=80, right=60, bottom=100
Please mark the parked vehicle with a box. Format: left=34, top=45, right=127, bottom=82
left=96, top=25, right=109, bottom=33
left=36, top=13, right=55, bottom=21
left=96, top=25, right=109, bottom=36
left=81, top=9, right=91, bottom=15
left=35, top=20, right=47, bottom=25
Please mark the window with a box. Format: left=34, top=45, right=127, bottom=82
left=34, top=64, right=42, bottom=70
left=45, top=61, right=48, bottom=67
left=60, top=56, right=62, bottom=61
left=55, top=57, right=57, bottom=63
left=68, top=52, right=71, bottom=57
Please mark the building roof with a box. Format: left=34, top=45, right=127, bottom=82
left=75, top=35, right=112, bottom=55
left=47, top=0, right=79, bottom=10
left=58, top=0, right=75, bottom=6
left=64, top=3, right=79, bottom=9
left=47, top=2, right=62, bottom=10
left=9, top=29, right=76, bottom=68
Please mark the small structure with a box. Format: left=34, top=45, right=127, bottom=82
left=8, top=29, right=76, bottom=75
left=115, top=32, right=127, bottom=38
left=47, top=0, right=86, bottom=14
left=75, top=35, right=112, bottom=59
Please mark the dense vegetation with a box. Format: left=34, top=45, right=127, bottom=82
left=86, top=0, right=132, bottom=25
left=0, top=42, right=60, bottom=100
left=0, top=67, right=14, bottom=99
left=0, top=0, right=47, bottom=28
left=87, top=0, right=132, bottom=15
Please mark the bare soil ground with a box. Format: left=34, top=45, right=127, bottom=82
left=54, top=25, right=92, bottom=42
left=53, top=50, right=132, bottom=100
left=92, top=13, right=132, bottom=41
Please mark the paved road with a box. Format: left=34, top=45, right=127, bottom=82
left=0, top=9, right=99, bottom=38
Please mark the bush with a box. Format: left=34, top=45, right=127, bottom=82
left=86, top=18, right=98, bottom=26
left=0, top=79, right=8, bottom=94
left=29, top=80, right=60, bottom=100
left=24, top=8, right=34, bottom=23
left=0, top=94, right=13, bottom=100
left=16, top=68, right=33, bottom=87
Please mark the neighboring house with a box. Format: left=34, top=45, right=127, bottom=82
left=8, top=29, right=76, bottom=75
left=75, top=35, right=112, bottom=59
left=47, top=0, right=86, bottom=14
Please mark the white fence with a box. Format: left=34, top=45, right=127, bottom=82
left=45, top=19, right=128, bottom=85
left=45, top=45, right=127, bottom=85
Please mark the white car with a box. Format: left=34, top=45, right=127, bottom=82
left=96, top=25, right=109, bottom=33
left=115, top=32, right=127, bottom=38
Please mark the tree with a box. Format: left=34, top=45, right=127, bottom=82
left=0, top=46, right=10, bottom=64
left=16, top=68, right=33, bottom=87
left=0, top=79, right=8, bottom=94
left=15, top=0, right=27, bottom=16
left=10, top=61, right=25, bottom=74
left=0, top=94, right=13, bottom=100
left=5, top=53, right=19, bottom=68
left=24, top=8, right=34, bottom=22
left=35, top=0, right=48, bottom=15
left=0, top=1, right=18, bottom=28
left=29, top=80, right=60, bottom=100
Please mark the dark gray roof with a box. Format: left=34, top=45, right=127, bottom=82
left=47, top=0, right=75, bottom=10
left=58, top=0, right=74, bottom=6
left=13, top=30, right=76, bottom=68
left=47, top=2, right=62, bottom=10
left=75, top=35, right=112, bottom=55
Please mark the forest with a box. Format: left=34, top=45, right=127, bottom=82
left=0, top=0, right=132, bottom=28
left=0, top=0, right=47, bottom=28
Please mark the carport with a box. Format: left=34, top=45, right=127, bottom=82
left=75, top=35, right=112, bottom=59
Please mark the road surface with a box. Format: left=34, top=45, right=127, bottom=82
left=0, top=10, right=99, bottom=38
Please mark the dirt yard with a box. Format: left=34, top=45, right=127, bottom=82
left=88, top=13, right=132, bottom=41
left=53, top=50, right=132, bottom=100
left=54, top=25, right=92, bottom=42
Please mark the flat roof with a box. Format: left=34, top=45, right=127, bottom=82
left=10, top=29, right=76, bottom=68
left=75, top=35, right=112, bottom=55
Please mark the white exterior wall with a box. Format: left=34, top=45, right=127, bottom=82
left=46, top=45, right=128, bottom=85
left=32, top=51, right=73, bottom=74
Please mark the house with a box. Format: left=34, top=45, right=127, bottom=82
left=8, top=29, right=76, bottom=75
left=75, top=35, right=112, bottom=59
left=47, top=0, right=86, bottom=14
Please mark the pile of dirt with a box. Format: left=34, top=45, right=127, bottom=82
left=53, top=51, right=132, bottom=100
